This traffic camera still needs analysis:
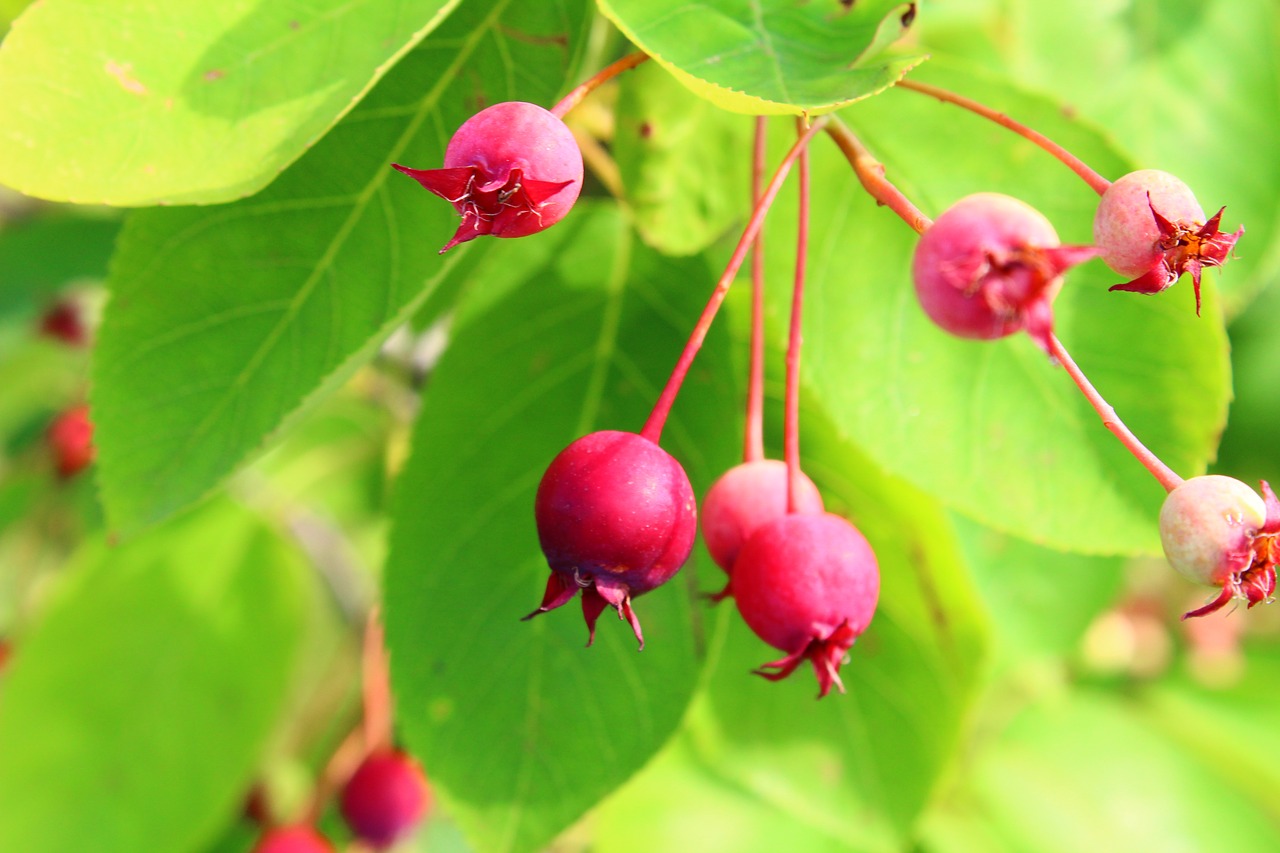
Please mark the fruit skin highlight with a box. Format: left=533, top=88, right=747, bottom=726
left=527, top=430, right=697, bottom=649
left=1160, top=475, right=1279, bottom=619
left=393, top=101, right=583, bottom=253
left=732, top=511, right=880, bottom=697
left=339, top=749, right=432, bottom=850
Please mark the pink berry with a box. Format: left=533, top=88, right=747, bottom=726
left=1159, top=475, right=1279, bottom=619
left=46, top=404, right=94, bottom=479
left=393, top=101, right=583, bottom=253
left=1093, top=169, right=1243, bottom=314
left=250, top=824, right=334, bottom=853
left=339, top=750, right=431, bottom=850
left=912, top=193, right=1095, bottom=352
left=527, top=430, right=697, bottom=649
left=700, top=459, right=824, bottom=599
left=732, top=512, right=880, bottom=697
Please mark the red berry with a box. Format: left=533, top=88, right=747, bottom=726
left=46, top=404, right=94, bottom=479
left=1159, top=475, right=1278, bottom=619
left=700, top=460, right=823, bottom=599
left=39, top=298, right=88, bottom=347
left=732, top=512, right=880, bottom=698
left=911, top=193, right=1095, bottom=352
left=339, top=750, right=431, bottom=850
left=527, top=430, right=697, bottom=649
left=250, top=824, right=334, bottom=853
left=393, top=101, right=583, bottom=253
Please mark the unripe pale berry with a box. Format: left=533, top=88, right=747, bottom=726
left=527, top=430, right=697, bottom=649
left=393, top=101, right=583, bottom=253
left=912, top=193, right=1095, bottom=352
left=339, top=750, right=431, bottom=850
left=733, top=512, right=880, bottom=697
left=250, top=824, right=334, bottom=853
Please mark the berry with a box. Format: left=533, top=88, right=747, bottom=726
left=911, top=193, right=1095, bottom=352
left=250, top=824, right=334, bottom=853
left=1093, top=169, right=1243, bottom=314
left=46, top=404, right=94, bottom=479
left=340, top=749, right=431, bottom=850
left=39, top=298, right=88, bottom=346
left=733, top=512, right=880, bottom=697
left=1159, top=475, right=1278, bottom=619
left=700, top=459, right=823, bottom=599
left=393, top=101, right=583, bottom=253
left=527, top=430, right=697, bottom=649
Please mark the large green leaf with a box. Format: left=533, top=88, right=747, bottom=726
left=92, top=0, right=590, bottom=537
left=0, top=0, right=462, bottom=205
left=763, top=62, right=1229, bottom=554
left=384, top=205, right=739, bottom=853
left=598, top=0, right=925, bottom=115
left=0, top=500, right=309, bottom=853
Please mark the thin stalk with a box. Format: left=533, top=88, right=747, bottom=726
left=1047, top=334, right=1184, bottom=493
left=896, top=79, right=1112, bottom=196
left=551, top=52, right=649, bottom=118
left=826, top=119, right=933, bottom=234
left=745, top=116, right=768, bottom=464
left=362, top=604, right=393, bottom=753
left=785, top=118, right=811, bottom=513
left=641, top=118, right=827, bottom=443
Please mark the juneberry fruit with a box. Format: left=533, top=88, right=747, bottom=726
left=912, top=193, right=1095, bottom=352
left=527, top=430, right=697, bottom=649
left=1093, top=169, right=1243, bottom=314
left=1159, top=475, right=1278, bottom=619
left=39, top=298, right=88, bottom=346
left=733, top=512, right=880, bottom=697
left=46, top=404, right=94, bottom=479
left=393, top=101, right=583, bottom=253
left=250, top=824, right=334, bottom=853
left=700, top=459, right=823, bottom=599
left=340, top=749, right=431, bottom=850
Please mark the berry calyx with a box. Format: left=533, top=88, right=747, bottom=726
left=911, top=193, right=1095, bottom=352
left=527, top=430, right=697, bottom=649
left=1093, top=169, right=1243, bottom=314
left=339, top=749, right=431, bottom=850
left=732, top=512, right=880, bottom=697
left=46, top=404, right=94, bottom=479
left=250, top=824, right=334, bottom=853
left=393, top=101, right=583, bottom=253
left=1159, top=475, right=1278, bottom=619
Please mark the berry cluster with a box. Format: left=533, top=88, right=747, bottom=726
left=390, top=51, right=1266, bottom=698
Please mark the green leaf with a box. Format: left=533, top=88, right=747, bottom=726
left=0, top=500, right=309, bottom=853
left=384, top=205, right=739, bottom=853
left=598, top=0, right=925, bottom=115
left=0, top=0, right=464, bottom=205
left=91, top=0, right=590, bottom=537
left=0, top=214, right=119, bottom=315
left=768, top=61, right=1229, bottom=554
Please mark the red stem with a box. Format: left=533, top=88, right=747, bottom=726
left=785, top=118, right=811, bottom=513
left=745, top=116, right=768, bottom=464
left=896, top=79, right=1112, bottom=196
left=825, top=119, right=933, bottom=234
left=1047, top=334, right=1184, bottom=493
left=641, top=118, right=827, bottom=443
left=551, top=52, right=650, bottom=119
left=362, top=604, right=393, bottom=753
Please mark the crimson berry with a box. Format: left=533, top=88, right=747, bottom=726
left=393, top=101, right=583, bottom=253
left=1159, top=475, right=1278, bottom=619
left=340, top=749, right=431, bottom=850
left=250, top=824, right=334, bottom=853
left=700, top=459, right=823, bottom=599
left=46, top=404, right=94, bottom=479
left=911, top=192, right=1095, bottom=352
left=733, top=512, right=880, bottom=698
left=1093, top=169, right=1243, bottom=314
left=527, top=430, right=697, bottom=649
left=39, top=298, right=88, bottom=347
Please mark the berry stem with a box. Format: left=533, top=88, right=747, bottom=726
left=641, top=118, right=827, bottom=444
left=1046, top=334, right=1184, bottom=493
left=785, top=117, right=811, bottom=514
left=362, top=604, right=393, bottom=753
left=895, top=79, right=1112, bottom=196
left=745, top=116, right=768, bottom=465
left=551, top=52, right=650, bottom=119
left=825, top=118, right=933, bottom=234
